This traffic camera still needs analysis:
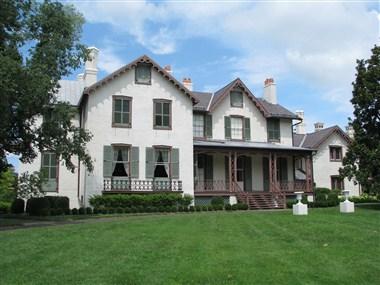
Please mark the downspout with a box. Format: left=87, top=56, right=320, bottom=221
left=292, top=118, right=303, bottom=146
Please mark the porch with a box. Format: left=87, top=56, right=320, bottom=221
left=103, top=179, right=183, bottom=193
left=193, top=140, right=314, bottom=209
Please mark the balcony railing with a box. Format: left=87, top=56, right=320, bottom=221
left=279, top=181, right=312, bottom=193
left=194, top=180, right=230, bottom=192
left=103, top=179, right=182, bottom=192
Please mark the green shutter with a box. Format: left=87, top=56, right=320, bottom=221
left=145, top=147, right=154, bottom=178
left=224, top=116, right=231, bottom=139
left=171, top=148, right=180, bottom=179
left=205, top=114, right=213, bottom=138
left=103, top=146, right=113, bottom=177
left=244, top=156, right=252, bottom=192
left=244, top=118, right=251, bottom=141
left=130, top=147, right=139, bottom=178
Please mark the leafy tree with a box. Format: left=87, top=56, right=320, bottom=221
left=17, top=171, right=45, bottom=200
left=0, top=168, right=17, bottom=202
left=340, top=45, right=380, bottom=194
left=0, top=0, right=93, bottom=174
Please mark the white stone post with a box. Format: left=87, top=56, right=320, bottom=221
left=293, top=191, right=308, bottom=215
left=340, top=190, right=355, bottom=213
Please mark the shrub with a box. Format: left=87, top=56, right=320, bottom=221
left=46, top=196, right=69, bottom=211
left=189, top=206, right=195, bottom=212
left=86, top=207, right=93, bottom=215
left=170, top=206, right=177, bottom=212
left=26, top=197, right=50, bottom=216
left=207, top=206, right=214, bottom=211
left=108, top=208, right=115, bottom=214
left=211, top=197, right=225, bottom=206
left=78, top=207, right=86, bottom=215
left=201, top=205, right=208, bottom=211
left=348, top=194, right=380, bottom=203
left=225, top=204, right=232, bottom=211
left=178, top=206, right=184, bottom=212
left=11, top=199, right=25, bottom=214
left=195, top=205, right=202, bottom=212
left=237, top=203, right=248, bottom=210
left=64, top=208, right=71, bottom=215
left=71, top=208, right=78, bottom=215
left=124, top=207, right=131, bottom=213
left=231, top=204, right=239, bottom=211
left=0, top=201, right=11, bottom=214
left=313, top=188, right=339, bottom=208
left=213, top=205, right=223, bottom=211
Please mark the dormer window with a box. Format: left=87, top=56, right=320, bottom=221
left=135, top=63, right=151, bottom=84
left=267, top=119, right=280, bottom=142
left=230, top=91, right=243, bottom=108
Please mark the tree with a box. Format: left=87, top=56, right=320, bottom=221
left=0, top=168, right=17, bottom=202
left=0, top=0, right=93, bottom=174
left=340, top=45, right=380, bottom=195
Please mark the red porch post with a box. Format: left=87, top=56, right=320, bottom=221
left=305, top=154, right=312, bottom=192
left=228, top=151, right=233, bottom=192
left=269, top=152, right=278, bottom=192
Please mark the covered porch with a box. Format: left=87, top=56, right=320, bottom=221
left=193, top=140, right=314, bottom=208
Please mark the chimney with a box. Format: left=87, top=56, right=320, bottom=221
left=77, top=73, right=84, bottom=83
left=164, top=65, right=172, bottom=74
left=263, top=78, right=277, bottom=104
left=295, top=110, right=306, bottom=134
left=182, top=78, right=193, bottom=91
left=346, top=125, right=354, bottom=139
left=314, top=122, right=324, bottom=132
left=84, top=47, right=99, bottom=87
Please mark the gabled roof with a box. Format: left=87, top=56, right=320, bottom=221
left=293, top=125, right=351, bottom=149
left=204, top=78, right=298, bottom=119
left=82, top=55, right=199, bottom=104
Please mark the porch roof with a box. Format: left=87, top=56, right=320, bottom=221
left=194, top=139, right=314, bottom=152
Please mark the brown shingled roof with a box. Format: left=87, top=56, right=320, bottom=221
left=82, top=55, right=199, bottom=104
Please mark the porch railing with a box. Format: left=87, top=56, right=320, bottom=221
left=279, top=181, right=313, bottom=193
left=194, top=180, right=230, bottom=192
left=103, top=179, right=182, bottom=192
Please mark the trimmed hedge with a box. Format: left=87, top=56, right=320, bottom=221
left=287, top=188, right=340, bottom=208
left=89, top=193, right=192, bottom=209
left=11, top=199, right=25, bottom=214
left=211, top=197, right=225, bottom=206
left=347, top=194, right=380, bottom=203
left=46, top=196, right=69, bottom=211
left=26, top=197, right=50, bottom=216
left=0, top=201, right=11, bottom=214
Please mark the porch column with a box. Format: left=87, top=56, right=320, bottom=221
left=305, top=154, right=312, bottom=192
left=269, top=152, right=278, bottom=192
left=228, top=152, right=233, bottom=192
left=269, top=152, right=272, bottom=192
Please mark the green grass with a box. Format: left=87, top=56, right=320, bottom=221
left=0, top=207, right=379, bottom=285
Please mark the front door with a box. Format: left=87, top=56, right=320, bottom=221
left=237, top=156, right=252, bottom=192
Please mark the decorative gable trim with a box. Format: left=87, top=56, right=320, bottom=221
left=82, top=55, right=199, bottom=104
left=208, top=78, right=269, bottom=117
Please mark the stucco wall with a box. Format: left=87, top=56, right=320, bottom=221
left=82, top=67, right=194, bottom=205
left=313, top=133, right=360, bottom=196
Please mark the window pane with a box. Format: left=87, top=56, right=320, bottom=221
left=43, top=154, right=50, bottom=167
left=114, top=99, right=122, bottom=112
left=231, top=117, right=243, bottom=139
left=155, top=115, right=162, bottom=126
left=136, top=65, right=151, bottom=83
left=193, top=114, right=204, bottom=137
left=114, top=112, right=122, bottom=124
left=122, top=112, right=130, bottom=124
left=50, top=167, right=56, bottom=179
left=122, top=100, right=129, bottom=112
left=50, top=154, right=56, bottom=165
left=231, top=91, right=243, bottom=107
left=155, top=102, right=162, bottom=115
left=163, top=103, right=170, bottom=115
left=163, top=115, right=169, bottom=127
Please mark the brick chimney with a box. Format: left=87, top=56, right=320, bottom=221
left=295, top=110, right=306, bottom=134
left=84, top=47, right=99, bottom=87
left=164, top=65, right=172, bottom=74
left=263, top=78, right=277, bottom=104
left=314, top=122, right=324, bottom=132
left=182, top=78, right=193, bottom=91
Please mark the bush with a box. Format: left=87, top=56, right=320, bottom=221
left=213, top=205, right=223, bottom=211
left=189, top=206, right=195, bottom=212
left=11, top=199, right=25, bottom=214
left=108, top=208, right=115, bottom=214
left=211, top=197, right=225, bottom=206
left=64, top=208, right=71, bottom=215
left=237, top=203, right=248, bottom=210
left=313, top=188, right=339, bottom=207
left=348, top=194, right=380, bottom=203
left=45, top=196, right=70, bottom=211
left=26, top=197, right=50, bottom=216
left=179, top=194, right=193, bottom=207
left=78, top=207, right=86, bottom=215
left=225, top=204, right=232, bottom=211
left=0, top=201, right=11, bottom=214
left=71, top=208, right=78, bottom=215
left=86, top=207, right=93, bottom=215
left=201, top=205, right=208, bottom=211
left=231, top=204, right=239, bottom=211
left=195, top=205, right=202, bottom=212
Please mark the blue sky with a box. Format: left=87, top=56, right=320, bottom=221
left=7, top=0, right=380, bottom=170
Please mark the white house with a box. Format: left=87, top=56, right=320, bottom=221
left=293, top=120, right=360, bottom=196
left=19, top=48, right=316, bottom=209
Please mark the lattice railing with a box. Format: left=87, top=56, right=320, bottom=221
left=103, top=179, right=182, bottom=192
left=279, top=181, right=313, bottom=193
left=194, top=180, right=230, bottom=192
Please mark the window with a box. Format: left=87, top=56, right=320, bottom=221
left=330, top=146, right=342, bottom=161
left=113, top=96, right=131, bottom=127
left=193, top=114, right=204, bottom=137
left=331, top=176, right=344, bottom=190
left=154, top=100, right=171, bottom=129
left=42, top=152, right=57, bottom=179
left=230, top=91, right=243, bottom=107
left=135, top=63, right=151, bottom=84
left=154, top=148, right=170, bottom=178
left=231, top=117, right=243, bottom=139
left=112, top=146, right=129, bottom=177
left=267, top=119, right=280, bottom=142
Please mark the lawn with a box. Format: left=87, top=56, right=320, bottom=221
left=0, top=207, right=379, bottom=285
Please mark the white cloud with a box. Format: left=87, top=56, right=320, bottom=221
left=74, top=1, right=378, bottom=114
left=97, top=47, right=125, bottom=74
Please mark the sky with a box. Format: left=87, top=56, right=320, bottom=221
left=7, top=0, right=380, bottom=170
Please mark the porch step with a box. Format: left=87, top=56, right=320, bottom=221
left=236, top=192, right=286, bottom=210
